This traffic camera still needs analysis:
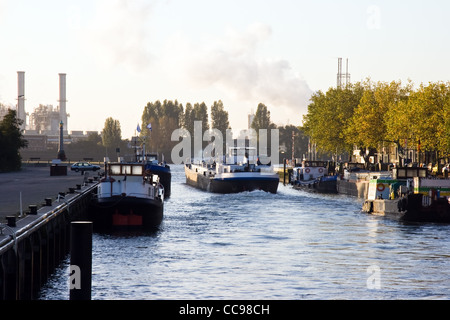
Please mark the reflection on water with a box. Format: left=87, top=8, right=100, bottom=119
left=40, top=165, right=450, bottom=300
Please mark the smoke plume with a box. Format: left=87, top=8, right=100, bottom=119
left=185, top=23, right=312, bottom=122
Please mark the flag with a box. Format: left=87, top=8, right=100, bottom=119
left=147, top=123, right=152, bottom=131
left=136, top=123, right=141, bottom=133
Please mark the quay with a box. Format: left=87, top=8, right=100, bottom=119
left=0, top=164, right=100, bottom=299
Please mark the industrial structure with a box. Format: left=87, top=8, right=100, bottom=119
left=0, top=72, right=98, bottom=154
left=15, top=72, right=69, bottom=136
left=337, top=57, right=351, bottom=88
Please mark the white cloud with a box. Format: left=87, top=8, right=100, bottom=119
left=0, top=0, right=6, bottom=17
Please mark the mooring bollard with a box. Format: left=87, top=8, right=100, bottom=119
left=6, top=216, right=16, bottom=227
left=45, top=198, right=52, bottom=206
left=29, top=205, right=38, bottom=215
left=70, top=221, right=93, bottom=300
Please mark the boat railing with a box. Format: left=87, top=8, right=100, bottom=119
left=344, top=171, right=392, bottom=182
left=96, top=189, right=163, bottom=200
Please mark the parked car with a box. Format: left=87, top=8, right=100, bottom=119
left=70, top=162, right=101, bottom=172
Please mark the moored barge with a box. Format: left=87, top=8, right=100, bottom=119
left=290, top=160, right=337, bottom=193
left=90, top=162, right=164, bottom=231
left=362, top=167, right=450, bottom=223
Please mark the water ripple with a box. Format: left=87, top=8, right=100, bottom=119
left=39, top=165, right=450, bottom=300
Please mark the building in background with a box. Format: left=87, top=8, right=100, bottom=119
left=0, top=71, right=100, bottom=155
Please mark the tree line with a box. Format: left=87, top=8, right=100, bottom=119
left=138, top=100, right=308, bottom=163
left=4, top=99, right=308, bottom=171
left=62, top=100, right=308, bottom=164
left=139, top=99, right=234, bottom=162
left=302, top=80, right=450, bottom=164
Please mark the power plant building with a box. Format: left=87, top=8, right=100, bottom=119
left=0, top=71, right=98, bottom=152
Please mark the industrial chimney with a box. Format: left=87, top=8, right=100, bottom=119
left=17, top=71, right=26, bottom=131
left=58, top=73, right=68, bottom=134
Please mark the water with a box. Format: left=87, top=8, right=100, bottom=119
left=39, top=165, right=450, bottom=300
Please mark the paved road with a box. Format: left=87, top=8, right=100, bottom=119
left=0, top=165, right=101, bottom=222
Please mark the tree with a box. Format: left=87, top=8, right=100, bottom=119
left=101, top=117, right=122, bottom=153
left=210, top=100, right=230, bottom=134
left=210, top=100, right=230, bottom=154
left=278, top=125, right=308, bottom=162
left=303, top=83, right=363, bottom=156
left=346, top=81, right=405, bottom=151
left=141, top=100, right=162, bottom=155
left=440, top=83, right=450, bottom=155
left=384, top=82, right=413, bottom=144
left=251, top=103, right=276, bottom=132
left=251, top=103, right=277, bottom=157
left=0, top=109, right=28, bottom=172
left=141, top=100, right=184, bottom=162
left=303, top=79, right=450, bottom=165
left=183, top=103, right=194, bottom=135
left=406, top=82, right=450, bottom=159
left=193, top=102, right=209, bottom=134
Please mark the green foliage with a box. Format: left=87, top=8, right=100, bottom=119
left=141, top=100, right=184, bottom=162
left=303, top=80, right=450, bottom=160
left=278, top=125, right=309, bottom=161
left=251, top=103, right=276, bottom=132
left=0, top=109, right=28, bottom=172
left=303, top=83, right=363, bottom=155
left=210, top=100, right=230, bottom=135
left=101, top=117, right=122, bottom=150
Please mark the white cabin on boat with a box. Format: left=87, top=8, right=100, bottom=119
left=292, top=160, right=329, bottom=181
left=98, top=163, right=163, bottom=200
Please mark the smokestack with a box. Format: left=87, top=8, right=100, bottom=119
left=58, top=73, right=68, bottom=133
left=17, top=71, right=26, bottom=130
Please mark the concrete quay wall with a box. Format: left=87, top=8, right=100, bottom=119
left=0, top=176, right=98, bottom=300
left=337, top=179, right=369, bottom=199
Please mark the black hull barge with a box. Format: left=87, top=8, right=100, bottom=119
left=362, top=173, right=450, bottom=223
left=290, top=161, right=337, bottom=194
left=90, top=162, right=164, bottom=231
left=92, top=196, right=163, bottom=231
left=143, top=153, right=172, bottom=198
left=292, top=175, right=337, bottom=194
left=185, top=163, right=279, bottom=194
left=145, top=162, right=171, bottom=198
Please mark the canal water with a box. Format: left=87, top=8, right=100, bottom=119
left=39, top=165, right=450, bottom=300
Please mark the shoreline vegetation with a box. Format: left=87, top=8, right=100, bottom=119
left=3, top=79, right=450, bottom=171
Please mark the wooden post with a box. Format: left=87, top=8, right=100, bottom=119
left=70, top=221, right=92, bottom=300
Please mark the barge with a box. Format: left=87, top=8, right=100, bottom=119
left=362, top=167, right=450, bottom=223
left=185, top=147, right=279, bottom=194
left=90, top=162, right=164, bottom=231
left=290, top=160, right=337, bottom=193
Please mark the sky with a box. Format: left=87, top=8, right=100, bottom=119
left=1, top=0, right=450, bottom=139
